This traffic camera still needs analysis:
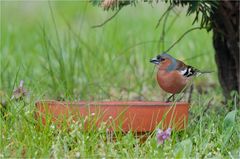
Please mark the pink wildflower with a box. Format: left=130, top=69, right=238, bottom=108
left=11, top=80, right=28, bottom=100
left=156, top=128, right=172, bottom=144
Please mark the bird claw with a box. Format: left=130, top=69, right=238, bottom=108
left=166, top=94, right=175, bottom=102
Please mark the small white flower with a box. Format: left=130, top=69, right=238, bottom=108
left=91, top=112, right=95, bottom=116
left=75, top=152, right=80, bottom=158
left=25, top=110, right=30, bottom=115
left=50, top=124, right=55, bottom=130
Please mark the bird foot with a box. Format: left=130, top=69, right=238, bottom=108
left=165, top=94, right=175, bottom=103
left=165, top=94, right=185, bottom=102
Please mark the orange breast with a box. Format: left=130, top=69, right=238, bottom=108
left=156, top=70, right=188, bottom=94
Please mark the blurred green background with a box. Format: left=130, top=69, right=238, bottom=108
left=1, top=1, right=217, bottom=100
left=2, top=2, right=240, bottom=158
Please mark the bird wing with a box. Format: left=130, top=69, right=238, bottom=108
left=176, top=60, right=200, bottom=77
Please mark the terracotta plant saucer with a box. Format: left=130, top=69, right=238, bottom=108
left=35, top=100, right=189, bottom=132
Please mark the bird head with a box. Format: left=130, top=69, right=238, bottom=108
left=150, top=53, right=177, bottom=71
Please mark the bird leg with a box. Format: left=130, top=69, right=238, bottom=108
left=166, top=94, right=175, bottom=102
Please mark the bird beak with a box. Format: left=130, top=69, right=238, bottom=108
left=150, top=57, right=160, bottom=65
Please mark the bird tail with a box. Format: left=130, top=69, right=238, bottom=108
left=200, top=70, right=214, bottom=74
left=196, top=70, right=214, bottom=76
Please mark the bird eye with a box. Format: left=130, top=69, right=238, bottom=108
left=161, top=58, right=165, bottom=61
left=157, top=55, right=161, bottom=60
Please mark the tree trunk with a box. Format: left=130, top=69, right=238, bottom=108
left=211, top=1, right=239, bottom=100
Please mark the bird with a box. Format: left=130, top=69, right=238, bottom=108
left=150, top=53, right=211, bottom=102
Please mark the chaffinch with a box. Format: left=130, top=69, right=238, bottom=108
left=150, top=53, right=210, bottom=101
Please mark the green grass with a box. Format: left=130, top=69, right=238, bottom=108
left=0, top=1, right=239, bottom=158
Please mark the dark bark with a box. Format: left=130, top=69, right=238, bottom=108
left=211, top=1, right=239, bottom=99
